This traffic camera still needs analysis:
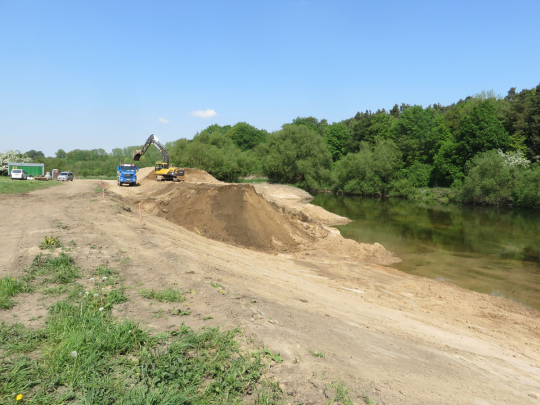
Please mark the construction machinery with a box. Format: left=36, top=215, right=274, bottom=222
left=133, top=134, right=185, bottom=182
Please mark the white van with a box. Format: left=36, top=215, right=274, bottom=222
left=11, top=169, right=28, bottom=180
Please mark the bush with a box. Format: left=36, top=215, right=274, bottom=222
left=332, top=140, right=403, bottom=195
left=261, top=124, right=332, bottom=190
left=458, top=150, right=514, bottom=205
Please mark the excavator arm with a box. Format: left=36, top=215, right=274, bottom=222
left=132, top=134, right=169, bottom=164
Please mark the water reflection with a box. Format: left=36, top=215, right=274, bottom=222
left=311, top=194, right=540, bottom=310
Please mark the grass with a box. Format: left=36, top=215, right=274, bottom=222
left=0, top=176, right=63, bottom=194
left=308, top=349, right=325, bottom=358
left=78, top=175, right=117, bottom=180
left=0, top=276, right=33, bottom=310
left=39, top=236, right=62, bottom=250
left=0, top=250, right=284, bottom=404
left=234, top=178, right=269, bottom=184
left=25, top=253, right=81, bottom=284
left=139, top=288, right=186, bottom=303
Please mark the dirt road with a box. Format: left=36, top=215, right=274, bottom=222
left=1, top=176, right=539, bottom=405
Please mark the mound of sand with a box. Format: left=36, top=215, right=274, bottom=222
left=142, top=183, right=314, bottom=253
left=141, top=168, right=221, bottom=184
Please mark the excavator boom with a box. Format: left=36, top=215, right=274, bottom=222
left=132, top=134, right=169, bottom=164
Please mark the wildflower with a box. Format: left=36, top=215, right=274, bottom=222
left=102, top=288, right=105, bottom=290
left=16, top=394, right=23, bottom=401
left=221, top=290, right=224, bottom=293
left=89, top=278, right=95, bottom=282
left=102, top=276, right=107, bottom=280
left=79, top=292, right=82, bottom=296
left=70, top=351, right=78, bottom=358
left=99, top=307, right=104, bottom=311
left=94, top=293, right=98, bottom=297
left=85, top=291, right=90, bottom=295
left=185, top=303, right=189, bottom=306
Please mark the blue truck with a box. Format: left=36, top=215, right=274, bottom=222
left=117, top=164, right=139, bottom=186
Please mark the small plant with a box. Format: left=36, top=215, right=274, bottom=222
left=308, top=349, right=325, bottom=358
left=39, top=236, right=61, bottom=250
left=211, top=282, right=222, bottom=288
left=42, top=285, right=69, bottom=296
left=0, top=276, right=34, bottom=309
left=264, top=348, right=283, bottom=363
left=54, top=221, right=68, bottom=229
left=202, top=316, right=213, bottom=321
left=170, top=307, right=191, bottom=316
left=120, top=256, right=131, bottom=265
left=69, top=240, right=77, bottom=247
left=139, top=288, right=185, bottom=303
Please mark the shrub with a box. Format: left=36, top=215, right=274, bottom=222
left=262, top=124, right=332, bottom=190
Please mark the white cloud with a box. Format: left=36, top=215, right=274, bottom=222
left=190, top=109, right=217, bottom=119
left=158, top=117, right=169, bottom=124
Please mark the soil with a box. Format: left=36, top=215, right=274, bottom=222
left=1, top=170, right=540, bottom=405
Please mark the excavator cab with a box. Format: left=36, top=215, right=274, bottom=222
left=155, top=163, right=169, bottom=172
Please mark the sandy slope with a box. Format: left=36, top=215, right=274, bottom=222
left=1, top=175, right=539, bottom=405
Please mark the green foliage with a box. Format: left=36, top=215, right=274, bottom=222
left=0, top=177, right=62, bottom=194
left=39, top=236, right=62, bottom=250
left=325, top=123, right=349, bottom=162
left=261, top=124, right=332, bottom=190
left=0, top=276, right=33, bottom=309
left=25, top=253, right=81, bottom=284
left=139, top=288, right=185, bottom=303
left=170, top=126, right=253, bottom=181
left=332, top=140, right=403, bottom=195
left=458, top=150, right=514, bottom=205
left=0, top=150, right=32, bottom=175
left=455, top=100, right=511, bottom=165
left=225, top=122, right=267, bottom=151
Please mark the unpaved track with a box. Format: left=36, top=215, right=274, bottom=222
left=1, top=180, right=540, bottom=405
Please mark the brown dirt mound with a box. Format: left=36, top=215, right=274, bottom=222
left=143, top=183, right=314, bottom=253
left=140, top=168, right=221, bottom=184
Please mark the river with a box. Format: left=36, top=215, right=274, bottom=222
left=311, top=194, right=540, bottom=310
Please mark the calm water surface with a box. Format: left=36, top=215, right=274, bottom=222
left=311, top=194, right=540, bottom=310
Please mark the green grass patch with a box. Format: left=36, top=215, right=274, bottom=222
left=0, top=276, right=33, bottom=310
left=308, top=349, right=325, bottom=358
left=41, top=285, right=69, bottom=296
left=39, top=236, right=62, bottom=250
left=0, top=176, right=63, bottom=194
left=139, top=288, right=185, bottom=303
left=26, top=253, right=81, bottom=284
left=234, top=178, right=268, bottom=184
left=0, top=299, right=283, bottom=404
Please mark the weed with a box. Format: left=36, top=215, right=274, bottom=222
left=153, top=309, right=165, bottom=319
left=42, top=285, right=69, bottom=296
left=202, top=316, right=213, bottom=321
left=26, top=253, right=80, bottom=284
left=69, top=240, right=76, bottom=247
left=139, top=288, right=185, bottom=303
left=54, top=221, right=68, bottom=230
left=308, top=349, right=325, bottom=358
left=170, top=307, right=191, bottom=316
left=39, top=236, right=61, bottom=250
left=264, top=348, right=283, bottom=363
left=323, top=379, right=355, bottom=405
left=0, top=276, right=34, bottom=310
left=120, top=256, right=131, bottom=265
left=211, top=282, right=222, bottom=288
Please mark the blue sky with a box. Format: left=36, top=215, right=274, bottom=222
left=1, top=0, right=539, bottom=156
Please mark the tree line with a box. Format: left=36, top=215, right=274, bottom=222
left=2, top=83, right=540, bottom=207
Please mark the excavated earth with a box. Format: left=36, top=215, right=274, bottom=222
left=1, top=167, right=540, bottom=405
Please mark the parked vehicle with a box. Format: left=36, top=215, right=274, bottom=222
left=57, top=172, right=74, bottom=181
left=10, top=169, right=28, bottom=180
left=117, top=164, right=139, bottom=186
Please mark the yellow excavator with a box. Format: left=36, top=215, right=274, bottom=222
left=133, top=134, right=185, bottom=182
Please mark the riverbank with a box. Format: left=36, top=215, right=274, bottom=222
left=1, top=175, right=540, bottom=404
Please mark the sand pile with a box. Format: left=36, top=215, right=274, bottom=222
left=143, top=183, right=315, bottom=253
left=141, top=168, right=221, bottom=184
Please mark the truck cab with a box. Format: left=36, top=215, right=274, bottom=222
left=117, top=164, right=139, bottom=186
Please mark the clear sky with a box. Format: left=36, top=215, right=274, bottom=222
left=1, top=0, right=539, bottom=156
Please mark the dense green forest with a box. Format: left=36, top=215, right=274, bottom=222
left=2, top=84, right=540, bottom=207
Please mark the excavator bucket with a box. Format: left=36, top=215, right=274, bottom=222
left=132, top=149, right=142, bottom=161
